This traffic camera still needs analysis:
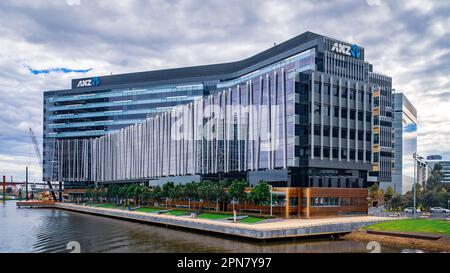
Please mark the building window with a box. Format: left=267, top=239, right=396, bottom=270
left=350, top=110, right=356, bottom=120
left=358, top=130, right=364, bottom=141
left=332, top=148, right=339, bottom=159
left=358, top=151, right=364, bottom=161
left=350, top=89, right=356, bottom=100
left=341, top=128, right=347, bottom=139
left=310, top=197, right=340, bottom=207
left=314, top=146, right=321, bottom=157
left=333, top=127, right=339, bottom=138
left=314, top=103, right=321, bottom=115
left=323, top=147, right=330, bottom=158
left=366, top=112, right=372, bottom=122
left=324, top=126, right=330, bottom=137
left=314, top=125, right=321, bottom=136
left=334, top=107, right=339, bottom=117
left=333, top=86, right=339, bottom=97
left=325, top=105, right=331, bottom=116
left=374, top=134, right=379, bottom=144
left=341, top=88, right=348, bottom=99
left=341, top=108, right=348, bottom=119
left=289, top=197, right=299, bottom=207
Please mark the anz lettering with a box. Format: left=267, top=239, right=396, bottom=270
left=331, top=42, right=361, bottom=59
left=76, top=77, right=101, bottom=88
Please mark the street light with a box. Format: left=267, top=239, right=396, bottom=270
left=270, top=185, right=273, bottom=216
left=413, top=153, right=416, bottom=219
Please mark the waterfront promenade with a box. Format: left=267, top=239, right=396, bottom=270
left=54, top=203, right=392, bottom=240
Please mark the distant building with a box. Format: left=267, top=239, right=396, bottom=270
left=386, top=92, right=417, bottom=194
left=427, top=155, right=442, bottom=161
left=426, top=155, right=450, bottom=184
left=416, top=156, right=428, bottom=187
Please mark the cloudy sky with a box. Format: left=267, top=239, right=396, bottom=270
left=0, top=0, right=449, bottom=182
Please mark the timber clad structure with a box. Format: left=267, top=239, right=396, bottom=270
left=44, top=31, right=391, bottom=218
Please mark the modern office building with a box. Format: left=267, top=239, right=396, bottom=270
left=43, top=31, right=393, bottom=193
left=426, top=155, right=450, bottom=184
left=386, top=92, right=417, bottom=194
left=368, top=71, right=393, bottom=186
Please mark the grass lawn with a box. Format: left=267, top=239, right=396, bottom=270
left=166, top=210, right=190, bottom=216
left=197, top=213, right=233, bottom=220
left=89, top=203, right=126, bottom=209
left=136, top=207, right=162, bottom=213
left=239, top=217, right=265, bottom=224
left=364, top=219, right=450, bottom=236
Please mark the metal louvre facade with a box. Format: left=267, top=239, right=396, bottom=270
left=56, top=68, right=298, bottom=183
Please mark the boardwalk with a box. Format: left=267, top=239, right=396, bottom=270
left=55, top=203, right=393, bottom=240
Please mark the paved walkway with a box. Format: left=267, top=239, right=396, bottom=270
left=55, top=203, right=394, bottom=240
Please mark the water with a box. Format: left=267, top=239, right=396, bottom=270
left=0, top=201, right=403, bottom=253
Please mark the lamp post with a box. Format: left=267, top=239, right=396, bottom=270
left=448, top=200, right=449, bottom=210
left=270, top=185, right=273, bottom=216
left=413, top=153, right=417, bottom=219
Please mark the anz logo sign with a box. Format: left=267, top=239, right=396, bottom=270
left=331, top=42, right=361, bottom=59
left=76, top=77, right=101, bottom=88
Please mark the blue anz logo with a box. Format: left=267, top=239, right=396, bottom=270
left=91, top=77, right=101, bottom=86
left=350, top=44, right=361, bottom=59
left=77, top=77, right=101, bottom=88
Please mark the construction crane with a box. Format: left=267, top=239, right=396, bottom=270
left=28, top=128, right=58, bottom=201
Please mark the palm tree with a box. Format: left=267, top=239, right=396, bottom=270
left=184, top=181, right=199, bottom=209
left=162, top=182, right=175, bottom=207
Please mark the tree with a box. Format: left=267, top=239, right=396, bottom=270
left=368, top=183, right=383, bottom=206
left=184, top=181, right=199, bottom=201
left=384, top=185, right=394, bottom=201
left=402, top=183, right=424, bottom=209
left=423, top=189, right=440, bottom=209
left=213, top=180, right=229, bottom=209
left=228, top=179, right=248, bottom=204
left=390, top=194, right=403, bottom=211
left=384, top=185, right=394, bottom=209
left=198, top=180, right=215, bottom=202
left=427, top=163, right=444, bottom=191
left=149, top=185, right=163, bottom=204
left=248, top=181, right=271, bottom=205
left=162, top=182, right=174, bottom=199
left=108, top=185, right=121, bottom=204
left=171, top=183, right=185, bottom=201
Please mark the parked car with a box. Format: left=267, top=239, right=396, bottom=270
left=404, top=207, right=421, bottom=213
left=430, top=207, right=450, bottom=213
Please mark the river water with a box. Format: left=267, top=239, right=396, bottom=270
left=0, top=201, right=405, bottom=253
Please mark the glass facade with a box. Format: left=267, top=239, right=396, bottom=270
left=43, top=84, right=206, bottom=182
left=53, top=49, right=316, bottom=183
left=392, top=93, right=417, bottom=194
